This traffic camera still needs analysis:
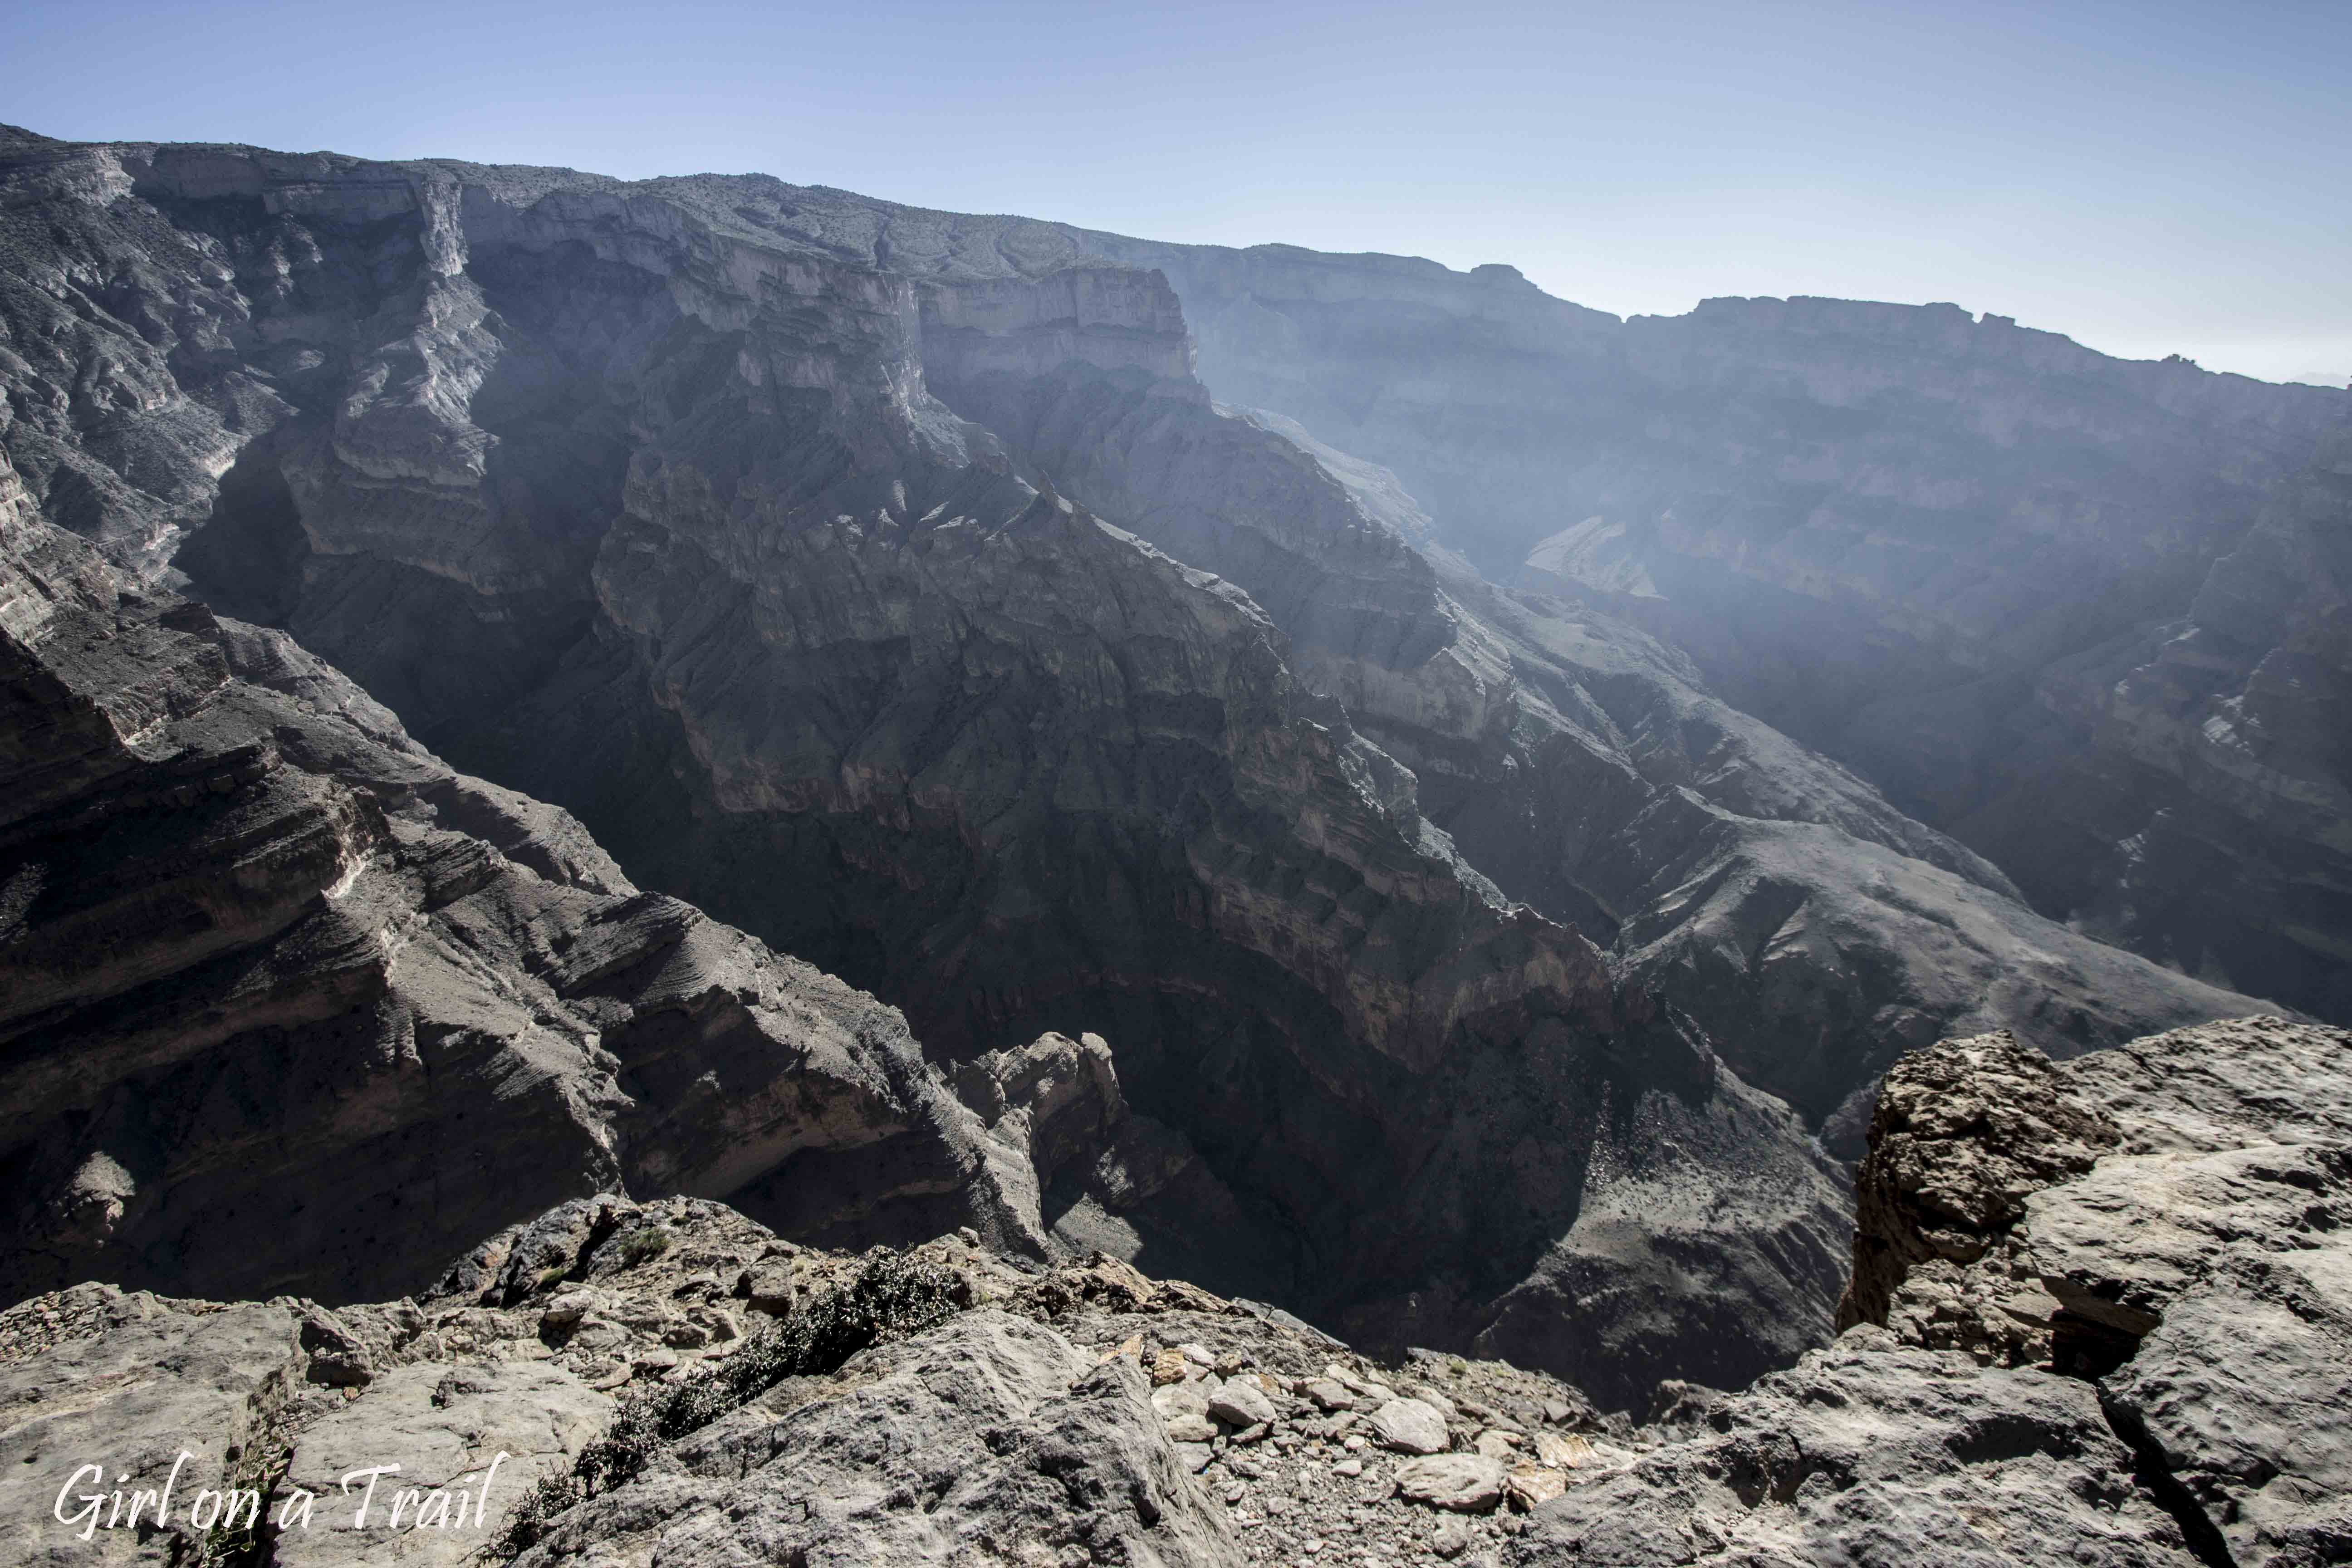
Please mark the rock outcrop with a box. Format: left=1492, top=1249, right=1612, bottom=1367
left=952, top=1030, right=1285, bottom=1297
left=1517, top=1325, right=2204, bottom=1568
left=1519, top=1015, right=2352, bottom=1568
left=1, top=1194, right=1615, bottom=1568
left=1833, top=1030, right=2119, bottom=1361
left=10, top=1017, right=2346, bottom=1566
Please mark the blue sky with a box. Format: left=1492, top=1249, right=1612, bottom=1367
left=11, top=0, right=2347, bottom=382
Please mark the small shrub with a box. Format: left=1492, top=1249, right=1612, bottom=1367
left=617, top=1228, right=672, bottom=1268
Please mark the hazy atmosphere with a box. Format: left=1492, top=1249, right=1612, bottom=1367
left=7, top=5, right=2351, bottom=1564
left=13, top=0, right=2348, bottom=382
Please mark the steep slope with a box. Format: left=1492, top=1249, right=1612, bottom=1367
left=760, top=194, right=2350, bottom=1024
left=0, top=128, right=1848, bottom=1407
left=1112, top=247, right=2352, bottom=1025
left=0, top=481, right=1026, bottom=1306
left=903, top=256, right=2269, bottom=1140
left=1514, top=414, right=2352, bottom=1028
left=1937, top=428, right=2352, bottom=1019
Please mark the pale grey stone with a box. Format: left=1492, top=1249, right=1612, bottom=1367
left=510, top=1308, right=1238, bottom=1566
left=1392, top=1453, right=1506, bottom=1513
left=272, top=1361, right=611, bottom=1568
left=0, top=1289, right=298, bottom=1567
left=1369, top=1398, right=1450, bottom=1455
left=1208, top=1377, right=1278, bottom=1428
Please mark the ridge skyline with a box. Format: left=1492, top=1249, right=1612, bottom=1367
left=10, top=0, right=2345, bottom=383
left=10, top=119, right=2348, bottom=397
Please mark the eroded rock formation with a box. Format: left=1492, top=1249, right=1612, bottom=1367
left=894, top=238, right=2274, bottom=1145
left=0, top=492, right=1029, bottom=1305
left=1521, top=1015, right=2352, bottom=1568
left=0, top=127, right=1853, bottom=1407
left=1072, top=237, right=2352, bottom=1024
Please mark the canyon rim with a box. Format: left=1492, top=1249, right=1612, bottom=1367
left=2, top=44, right=2348, bottom=1568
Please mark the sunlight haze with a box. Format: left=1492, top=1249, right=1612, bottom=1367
left=11, top=0, right=2348, bottom=379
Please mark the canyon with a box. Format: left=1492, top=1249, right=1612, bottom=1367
left=1, top=120, right=2347, bottom=1552
left=1088, top=244, right=2352, bottom=1027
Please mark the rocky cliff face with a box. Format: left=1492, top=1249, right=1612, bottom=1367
left=0, top=484, right=1038, bottom=1307
left=896, top=241, right=2271, bottom=1145
left=897, top=220, right=2352, bottom=1030
left=1114, top=249, right=2352, bottom=1028
left=1511, top=398, right=2352, bottom=1032
left=1520, top=1015, right=2352, bottom=1568
left=0, top=128, right=1860, bottom=1408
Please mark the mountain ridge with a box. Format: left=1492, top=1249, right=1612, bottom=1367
left=0, top=122, right=2313, bottom=1411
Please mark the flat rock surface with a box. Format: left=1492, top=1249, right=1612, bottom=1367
left=1393, top=1452, right=1508, bottom=1513
left=1369, top=1397, right=1450, bottom=1455
left=1513, top=1328, right=2198, bottom=1568
left=1691, top=1017, right=2352, bottom=1568
left=0, top=1288, right=299, bottom=1567
left=272, top=1360, right=611, bottom=1568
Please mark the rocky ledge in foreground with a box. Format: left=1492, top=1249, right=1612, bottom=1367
left=8, top=1016, right=2346, bottom=1568
left=3, top=1192, right=1615, bottom=1568
left=1519, top=1014, right=2352, bottom=1568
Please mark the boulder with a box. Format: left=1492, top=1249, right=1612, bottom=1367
left=1369, top=1397, right=1450, bottom=1455
left=1503, top=1464, right=1567, bottom=1509
left=1393, top=1453, right=1507, bottom=1513
left=299, top=1307, right=373, bottom=1387
left=1303, top=1377, right=1356, bottom=1411
left=1207, top=1377, right=1278, bottom=1428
